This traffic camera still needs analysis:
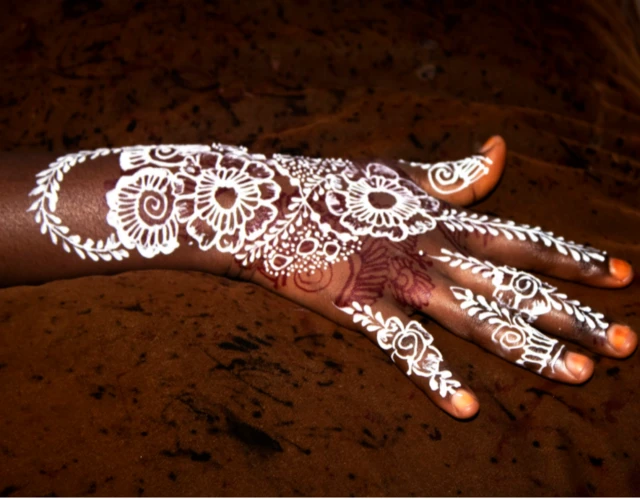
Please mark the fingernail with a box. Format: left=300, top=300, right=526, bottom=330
left=451, top=389, right=479, bottom=418
left=565, top=352, right=593, bottom=380
left=609, top=258, right=633, bottom=282
left=479, top=136, right=497, bottom=154
left=607, top=324, right=637, bottom=353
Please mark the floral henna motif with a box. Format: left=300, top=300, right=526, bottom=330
left=175, top=155, right=280, bottom=254
left=235, top=182, right=362, bottom=279
left=338, top=302, right=461, bottom=397
left=325, top=162, right=439, bottom=241
left=27, top=142, right=615, bottom=395
left=28, top=144, right=441, bottom=278
left=434, top=249, right=608, bottom=329
left=335, top=239, right=389, bottom=306
left=399, top=154, right=492, bottom=195
left=388, top=256, right=435, bottom=308
left=450, top=287, right=565, bottom=374
left=106, top=167, right=182, bottom=258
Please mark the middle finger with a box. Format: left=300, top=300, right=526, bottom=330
left=431, top=248, right=637, bottom=358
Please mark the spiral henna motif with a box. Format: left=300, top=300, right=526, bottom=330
left=450, top=287, right=564, bottom=374
left=511, top=273, right=539, bottom=300
left=105, top=167, right=182, bottom=258
left=119, top=144, right=212, bottom=171
left=393, top=325, right=428, bottom=363
left=139, top=190, right=172, bottom=223
left=400, top=155, right=491, bottom=195
left=493, top=324, right=527, bottom=350
left=292, top=266, right=333, bottom=292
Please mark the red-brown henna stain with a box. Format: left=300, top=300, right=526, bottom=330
left=388, top=254, right=435, bottom=308
left=335, top=237, right=434, bottom=308
left=434, top=201, right=491, bottom=254
left=436, top=218, right=469, bottom=255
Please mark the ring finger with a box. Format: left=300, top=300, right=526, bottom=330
left=424, top=275, right=595, bottom=384
left=431, top=248, right=638, bottom=358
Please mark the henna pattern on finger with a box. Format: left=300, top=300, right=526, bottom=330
left=434, top=249, right=609, bottom=329
left=338, top=302, right=461, bottom=397
left=436, top=209, right=606, bottom=263
left=450, top=287, right=565, bottom=374
left=399, top=155, right=491, bottom=195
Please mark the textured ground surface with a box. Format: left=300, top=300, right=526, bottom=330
left=1, top=0, right=640, bottom=495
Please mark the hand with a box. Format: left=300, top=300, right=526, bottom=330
left=25, top=138, right=636, bottom=420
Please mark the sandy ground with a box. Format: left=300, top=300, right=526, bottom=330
left=1, top=0, right=639, bottom=495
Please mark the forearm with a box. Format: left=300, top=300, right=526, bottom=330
left=0, top=148, right=234, bottom=286
left=0, top=143, right=358, bottom=290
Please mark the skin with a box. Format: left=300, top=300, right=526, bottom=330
left=0, top=136, right=635, bottom=420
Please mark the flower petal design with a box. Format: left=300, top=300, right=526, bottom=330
left=331, top=162, right=438, bottom=241
left=106, top=167, right=181, bottom=258
left=184, top=157, right=281, bottom=254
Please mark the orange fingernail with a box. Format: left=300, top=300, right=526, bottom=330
left=609, top=258, right=633, bottom=281
left=565, top=352, right=593, bottom=380
left=479, top=136, right=497, bottom=154
left=607, top=324, right=637, bottom=353
left=451, top=389, right=479, bottom=418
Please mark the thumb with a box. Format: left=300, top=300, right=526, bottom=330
left=396, top=135, right=506, bottom=206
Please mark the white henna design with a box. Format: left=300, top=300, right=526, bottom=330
left=399, top=155, right=491, bottom=194
left=120, top=144, right=214, bottom=171
left=28, top=143, right=607, bottom=278
left=176, top=153, right=281, bottom=254
left=29, top=142, right=614, bottom=391
left=27, top=148, right=129, bottom=261
left=27, top=144, right=365, bottom=277
left=437, top=209, right=606, bottom=263
left=327, top=163, right=439, bottom=242
left=339, top=302, right=461, bottom=397
left=434, top=249, right=609, bottom=329
left=450, top=287, right=564, bottom=373
left=28, top=145, right=219, bottom=262
left=238, top=154, right=363, bottom=277
left=271, top=153, right=354, bottom=188
left=106, top=167, right=183, bottom=258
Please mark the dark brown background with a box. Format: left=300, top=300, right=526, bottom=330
left=1, top=0, right=640, bottom=495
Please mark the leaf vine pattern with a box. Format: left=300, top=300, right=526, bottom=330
left=449, top=287, right=565, bottom=373
left=436, top=209, right=606, bottom=263
left=434, top=249, right=609, bottom=330
left=338, top=302, right=461, bottom=397
left=27, top=148, right=129, bottom=261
